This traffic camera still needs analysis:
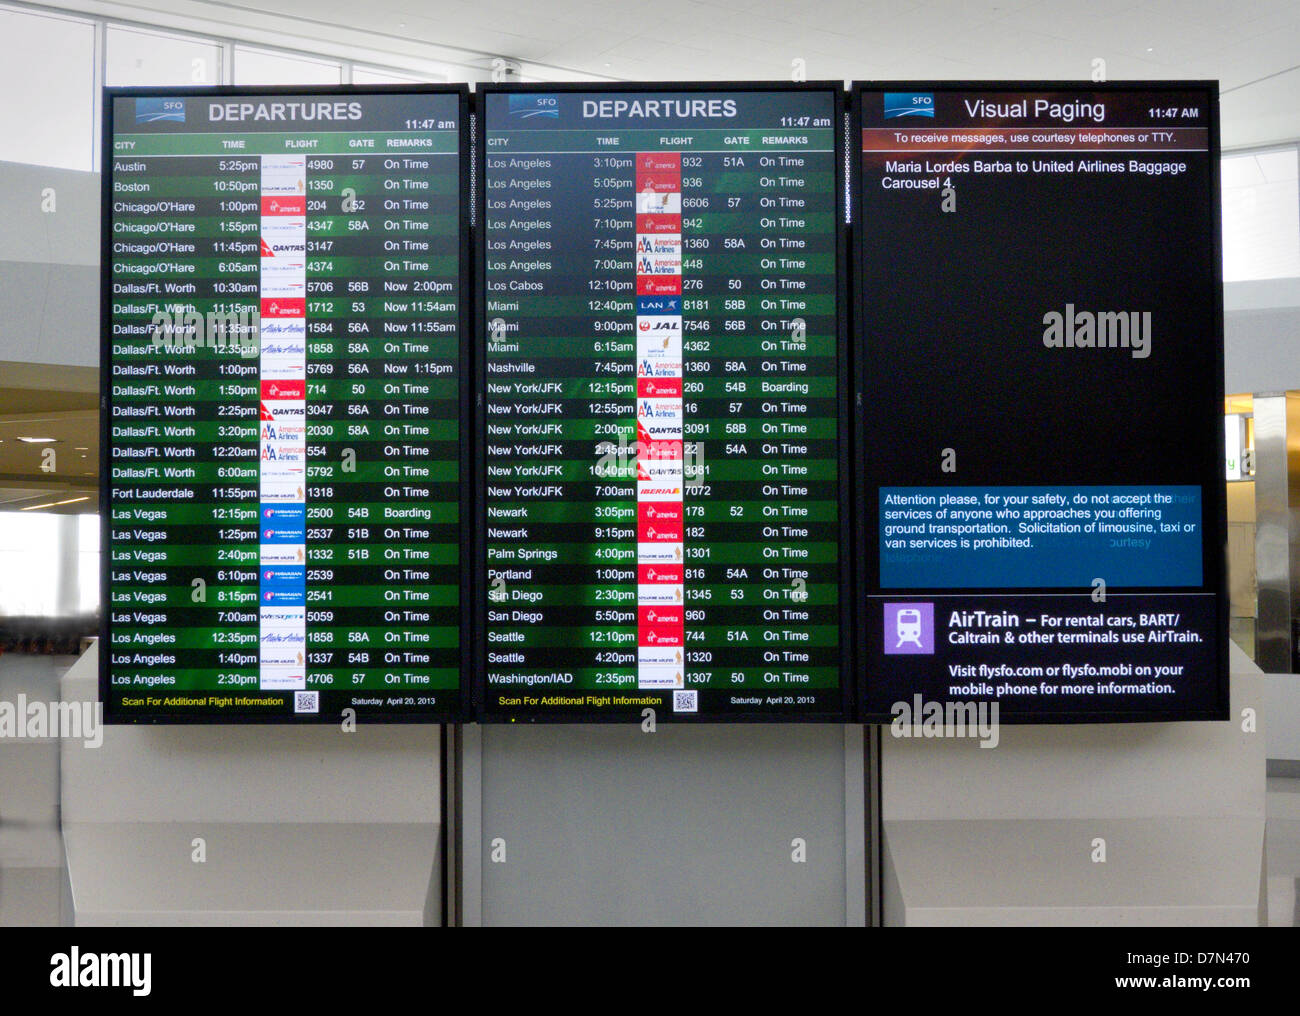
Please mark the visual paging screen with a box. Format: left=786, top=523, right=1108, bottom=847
left=476, top=84, right=851, bottom=722
left=855, top=83, right=1227, bottom=723
left=101, top=87, right=469, bottom=722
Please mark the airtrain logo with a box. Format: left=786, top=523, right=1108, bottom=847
left=884, top=91, right=935, bottom=119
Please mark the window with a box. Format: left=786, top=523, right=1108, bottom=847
left=106, top=24, right=222, bottom=87
left=234, top=46, right=341, bottom=86
left=352, top=66, right=443, bottom=85
left=1222, top=146, right=1300, bottom=282
left=0, top=6, right=95, bottom=170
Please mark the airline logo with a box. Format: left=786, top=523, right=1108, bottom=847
left=638, top=398, right=683, bottom=424
left=261, top=504, right=304, bottom=524
left=260, top=237, right=307, bottom=257
left=259, top=606, right=305, bottom=626
left=638, top=608, right=684, bottom=648
left=637, top=276, right=681, bottom=296
left=635, top=149, right=685, bottom=692
left=261, top=380, right=305, bottom=401
left=638, top=338, right=681, bottom=362
left=637, top=376, right=682, bottom=397
left=261, top=443, right=305, bottom=464
left=259, top=481, right=306, bottom=503
left=637, top=253, right=682, bottom=275
left=259, top=404, right=305, bottom=425
left=260, top=268, right=306, bottom=299
left=636, top=540, right=683, bottom=565
left=260, top=173, right=306, bottom=196
left=639, top=502, right=683, bottom=525
left=260, top=195, right=306, bottom=216
left=636, top=213, right=681, bottom=235
left=261, top=217, right=308, bottom=240
left=637, top=582, right=683, bottom=605
left=636, top=153, right=680, bottom=173
left=260, top=543, right=305, bottom=566
left=261, top=525, right=304, bottom=543
left=261, top=566, right=305, bottom=585
left=639, top=563, right=684, bottom=585
left=636, top=296, right=681, bottom=316
left=639, top=459, right=683, bottom=486
left=636, top=315, right=681, bottom=334
left=636, top=234, right=681, bottom=255
left=636, top=420, right=683, bottom=458
left=260, top=297, right=305, bottom=319
left=261, top=419, right=305, bottom=442
left=261, top=589, right=305, bottom=607
left=259, top=357, right=307, bottom=381
left=260, top=318, right=306, bottom=339
left=635, top=665, right=683, bottom=690
left=259, top=667, right=305, bottom=691
left=635, top=171, right=680, bottom=194
left=635, top=191, right=681, bottom=214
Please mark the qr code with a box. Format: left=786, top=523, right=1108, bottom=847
left=672, top=690, right=698, bottom=713
left=294, top=691, right=319, bottom=714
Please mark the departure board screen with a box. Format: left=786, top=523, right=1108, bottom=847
left=101, top=87, right=469, bottom=722
left=855, top=83, right=1227, bottom=722
left=477, top=84, right=850, bottom=722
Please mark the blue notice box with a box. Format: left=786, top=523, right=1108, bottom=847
left=879, top=485, right=1203, bottom=588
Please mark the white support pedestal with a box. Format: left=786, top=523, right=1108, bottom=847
left=59, top=644, right=443, bottom=926
left=881, top=643, right=1267, bottom=926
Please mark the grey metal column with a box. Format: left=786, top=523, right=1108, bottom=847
left=1254, top=393, right=1294, bottom=672
left=461, top=723, right=869, bottom=926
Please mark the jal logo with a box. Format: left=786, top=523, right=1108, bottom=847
left=639, top=321, right=650, bottom=331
